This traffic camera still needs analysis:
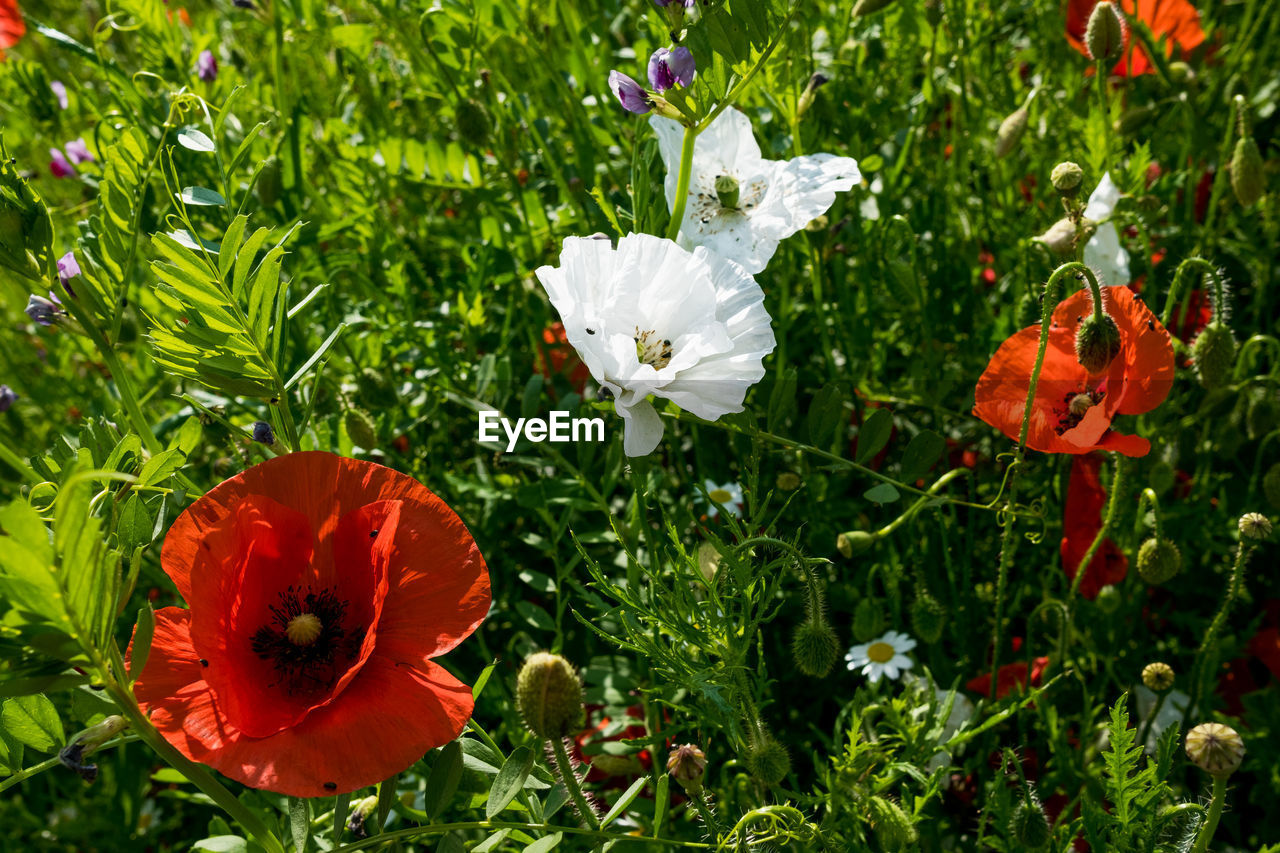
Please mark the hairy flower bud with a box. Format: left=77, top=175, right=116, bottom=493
left=744, top=731, right=790, bottom=785
left=356, top=366, right=398, bottom=408
left=666, top=743, right=707, bottom=793
left=852, top=597, right=886, bottom=642
left=1246, top=393, right=1278, bottom=440
left=1192, top=324, right=1236, bottom=389
left=1231, top=96, right=1264, bottom=208
left=910, top=593, right=946, bottom=644
left=1137, top=537, right=1181, bottom=584
left=792, top=618, right=840, bottom=677
left=345, top=408, right=378, bottom=449
left=455, top=99, right=492, bottom=148
left=1238, top=512, right=1272, bottom=540
left=1075, top=313, right=1122, bottom=374
left=516, top=652, right=584, bottom=739
left=1142, top=661, right=1175, bottom=692
left=995, top=106, right=1029, bottom=159
left=1009, top=797, right=1051, bottom=848
left=1085, top=1, right=1125, bottom=62
left=1185, top=722, right=1244, bottom=778
left=869, top=795, right=918, bottom=850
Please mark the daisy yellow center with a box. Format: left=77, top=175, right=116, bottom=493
left=1069, top=393, right=1095, bottom=417
left=635, top=328, right=673, bottom=369
left=709, top=488, right=734, bottom=503
left=285, top=613, right=323, bottom=646
left=866, top=641, right=895, bottom=664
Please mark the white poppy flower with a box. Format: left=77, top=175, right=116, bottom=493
left=534, top=233, right=777, bottom=457
left=845, top=630, right=917, bottom=683
left=703, top=479, right=744, bottom=518
left=1083, top=172, right=1130, bottom=287
left=650, top=108, right=861, bottom=274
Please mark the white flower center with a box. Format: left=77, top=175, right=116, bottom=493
left=866, top=641, right=895, bottom=664
left=285, top=613, right=323, bottom=646
left=708, top=488, right=733, bottom=503
left=635, top=327, right=673, bottom=369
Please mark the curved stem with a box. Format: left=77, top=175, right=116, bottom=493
left=1134, top=486, right=1162, bottom=540
left=1191, top=776, right=1227, bottom=853
left=1189, top=540, right=1255, bottom=718
left=552, top=736, right=601, bottom=831
left=665, top=126, right=697, bottom=242
left=1162, top=257, right=1222, bottom=327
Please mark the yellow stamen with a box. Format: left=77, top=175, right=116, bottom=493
left=1069, top=393, right=1095, bottom=416
left=709, top=489, right=734, bottom=504
left=866, top=641, right=895, bottom=664
left=286, top=613, right=322, bottom=646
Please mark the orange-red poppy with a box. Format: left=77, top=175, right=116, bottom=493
left=1060, top=454, right=1129, bottom=599
left=973, top=285, right=1174, bottom=457
left=1066, top=0, right=1206, bottom=77
left=130, top=452, right=491, bottom=797
left=966, top=656, right=1050, bottom=700
left=1, top=0, right=24, bottom=57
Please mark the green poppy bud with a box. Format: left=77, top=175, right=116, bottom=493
left=792, top=618, right=840, bottom=677
left=1192, top=324, right=1236, bottom=390
left=910, top=593, right=946, bottom=644
left=1075, top=313, right=1122, bottom=374
left=869, top=795, right=918, bottom=850
left=1263, top=464, right=1280, bottom=511
left=356, top=366, right=398, bottom=409
left=1137, top=537, right=1181, bottom=584
left=852, top=597, right=886, bottom=642
left=1009, top=797, right=1051, bottom=848
left=995, top=106, right=1029, bottom=159
left=744, top=731, right=790, bottom=785
left=1085, top=1, right=1125, bottom=63
left=456, top=98, right=492, bottom=148
left=516, top=652, right=584, bottom=739
left=344, top=407, right=379, bottom=449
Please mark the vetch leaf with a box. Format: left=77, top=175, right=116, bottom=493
left=863, top=483, right=901, bottom=504
left=855, top=408, right=894, bottom=464
left=1, top=695, right=63, bottom=753
left=601, top=776, right=648, bottom=827
left=899, top=430, right=946, bottom=483
left=178, top=186, right=227, bottom=207
left=486, top=746, right=535, bottom=818
left=423, top=741, right=463, bottom=819
left=176, top=127, right=216, bottom=153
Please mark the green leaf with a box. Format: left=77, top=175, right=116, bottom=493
left=515, top=601, right=555, bottom=632
left=487, top=746, right=535, bottom=818
left=424, top=741, right=464, bottom=819
left=855, top=408, right=894, bottom=464
left=218, top=215, right=249, bottom=282
left=375, top=773, right=398, bottom=834
left=284, top=323, right=346, bottom=390
left=176, top=127, right=216, bottom=153
left=0, top=727, right=24, bottom=775
left=1, top=695, right=63, bottom=753
left=289, top=797, right=310, bottom=853
left=899, top=430, right=946, bottom=482
left=128, top=604, right=156, bottom=680
left=178, top=186, right=227, bottom=207
left=600, top=776, right=648, bottom=828
left=863, top=483, right=901, bottom=504
left=807, top=383, right=844, bottom=448
left=136, top=448, right=186, bottom=487
left=523, top=833, right=562, bottom=853
left=192, top=837, right=248, bottom=853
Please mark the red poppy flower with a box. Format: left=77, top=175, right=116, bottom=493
left=1249, top=626, right=1280, bottom=681
left=1168, top=288, right=1212, bottom=343
left=130, top=452, right=491, bottom=797
left=966, top=656, right=1050, bottom=700
left=973, top=285, right=1174, bottom=457
left=1, top=0, right=23, bottom=56
left=1060, top=454, right=1129, bottom=599
left=1065, top=0, right=1206, bottom=77
left=537, top=322, right=591, bottom=392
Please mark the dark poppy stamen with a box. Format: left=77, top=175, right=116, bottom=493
left=251, top=586, right=365, bottom=696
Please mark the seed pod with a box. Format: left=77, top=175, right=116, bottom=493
left=910, top=593, right=946, bottom=644
left=792, top=618, right=840, bottom=677
left=516, top=652, right=584, bottom=739
left=1238, top=512, right=1272, bottom=540
left=1192, top=324, right=1236, bottom=389
left=1142, top=661, right=1175, bottom=692
left=1075, top=313, right=1122, bottom=374
left=1185, top=722, right=1245, bottom=778
left=995, top=106, right=1029, bottom=158
left=1009, top=798, right=1051, bottom=848
left=344, top=407, right=379, bottom=449
left=1137, top=537, right=1181, bottom=584
left=869, top=796, right=918, bottom=850
left=1051, top=161, right=1085, bottom=196
left=1085, top=1, right=1125, bottom=63
left=744, top=731, right=790, bottom=785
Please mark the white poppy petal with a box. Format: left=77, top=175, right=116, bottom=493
left=617, top=399, right=666, bottom=457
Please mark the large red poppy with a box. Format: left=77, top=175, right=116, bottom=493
left=1065, top=0, right=1206, bottom=77
left=1060, top=454, right=1129, bottom=599
left=130, top=452, right=491, bottom=797
left=973, top=285, right=1174, bottom=457
left=1, top=0, right=24, bottom=56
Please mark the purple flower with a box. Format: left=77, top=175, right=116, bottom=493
left=648, top=47, right=695, bottom=92
left=26, top=295, right=60, bottom=326
left=50, top=148, right=75, bottom=178
left=65, top=138, right=94, bottom=165
left=251, top=420, right=276, bottom=445
left=0, top=385, right=16, bottom=413
left=196, top=50, right=218, bottom=83
left=51, top=81, right=69, bottom=110
left=608, top=70, right=651, bottom=115
left=58, top=252, right=81, bottom=295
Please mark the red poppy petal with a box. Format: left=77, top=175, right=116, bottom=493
left=0, top=0, right=23, bottom=51
left=132, top=608, right=234, bottom=754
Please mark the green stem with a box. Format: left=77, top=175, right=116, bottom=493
left=689, top=791, right=723, bottom=840
left=1189, top=540, right=1255, bottom=717
left=665, top=125, right=697, bottom=242
left=1163, top=257, right=1225, bottom=328
left=1095, top=60, right=1112, bottom=175
left=0, top=437, right=40, bottom=485
left=1191, top=776, right=1227, bottom=853
left=1067, top=455, right=1127, bottom=600
left=329, top=820, right=712, bottom=852
left=551, top=737, right=601, bottom=831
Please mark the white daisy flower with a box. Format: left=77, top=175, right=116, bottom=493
left=650, top=108, right=861, bottom=274
left=703, top=479, right=744, bottom=517
left=1083, top=172, right=1130, bottom=287
left=534, top=233, right=777, bottom=457
left=845, top=630, right=916, bottom=683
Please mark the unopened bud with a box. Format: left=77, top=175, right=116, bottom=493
left=516, top=652, right=584, bottom=739
left=59, top=715, right=128, bottom=783
left=744, top=730, right=790, bottom=785
left=910, top=593, right=946, bottom=644
left=852, top=0, right=898, bottom=17
left=1238, top=512, right=1272, bottom=540
left=456, top=98, right=492, bottom=148
left=776, top=471, right=802, bottom=491
left=356, top=366, right=398, bottom=408
left=1085, top=1, right=1125, bottom=63
left=346, top=795, right=380, bottom=838
left=1009, top=797, right=1050, bottom=849
left=1096, top=584, right=1122, bottom=613
left=1246, top=393, right=1278, bottom=440
left=995, top=107, right=1029, bottom=159
left=792, top=618, right=840, bottom=677
left=345, top=407, right=379, bottom=449
left=869, top=795, right=918, bottom=849
left=852, top=597, right=886, bottom=642
left=924, top=0, right=943, bottom=28
left=1192, top=324, right=1236, bottom=389
left=1137, top=537, right=1181, bottom=584
left=797, top=73, right=829, bottom=118
left=1185, top=722, right=1244, bottom=778
left=1142, top=661, right=1175, bottom=692
left=1264, top=464, right=1280, bottom=511
left=666, top=743, right=707, bottom=793
left=1231, top=95, right=1264, bottom=208
left=1075, top=313, right=1122, bottom=374
left=1036, top=218, right=1078, bottom=256
left=837, top=529, right=877, bottom=558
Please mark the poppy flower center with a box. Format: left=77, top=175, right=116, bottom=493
left=1054, top=388, right=1105, bottom=434
left=866, top=641, right=895, bottom=664
left=635, top=327, right=673, bottom=369
left=1068, top=393, right=1095, bottom=417
left=708, top=488, right=734, bottom=504
left=251, top=586, right=364, bottom=696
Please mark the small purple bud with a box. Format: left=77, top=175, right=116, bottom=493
left=648, top=49, right=676, bottom=92
left=65, top=138, right=94, bottom=165
left=251, top=420, right=276, bottom=445
left=0, top=385, right=16, bottom=413
left=26, top=295, right=60, bottom=326
left=58, top=252, right=81, bottom=295
left=51, top=81, right=69, bottom=110
left=196, top=50, right=219, bottom=83
left=608, top=70, right=652, bottom=115
left=667, top=47, right=695, bottom=87
left=50, top=148, right=75, bottom=178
